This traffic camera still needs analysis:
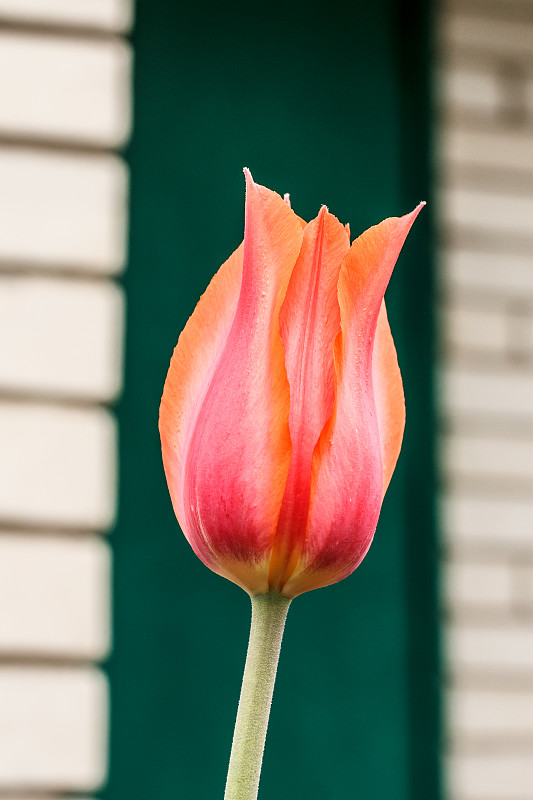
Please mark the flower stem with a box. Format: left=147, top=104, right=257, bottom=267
left=224, top=592, right=292, bottom=800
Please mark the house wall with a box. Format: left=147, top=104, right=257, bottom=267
left=0, top=1, right=131, bottom=797
left=439, top=2, right=533, bottom=799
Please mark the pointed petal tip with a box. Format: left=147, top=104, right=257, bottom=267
left=399, top=200, right=425, bottom=230
left=315, top=205, right=328, bottom=226
left=243, top=167, right=255, bottom=190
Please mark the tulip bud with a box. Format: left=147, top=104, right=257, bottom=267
left=160, top=171, right=423, bottom=598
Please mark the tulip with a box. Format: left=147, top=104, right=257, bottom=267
left=159, top=171, right=423, bottom=800
left=160, top=171, right=421, bottom=597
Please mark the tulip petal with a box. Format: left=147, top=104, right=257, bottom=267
left=283, top=205, right=423, bottom=596
left=373, top=301, right=405, bottom=495
left=174, top=172, right=304, bottom=593
left=159, top=245, right=243, bottom=569
left=269, top=207, right=350, bottom=589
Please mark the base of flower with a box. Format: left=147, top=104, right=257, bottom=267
left=224, top=592, right=292, bottom=800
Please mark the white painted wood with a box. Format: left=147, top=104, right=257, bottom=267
left=0, top=533, right=110, bottom=658
left=442, top=367, right=533, bottom=420
left=0, top=0, right=133, bottom=31
left=0, top=148, right=127, bottom=272
left=444, top=493, right=533, bottom=551
left=449, top=752, right=533, bottom=800
left=0, top=402, right=116, bottom=529
left=443, top=125, right=533, bottom=174
left=439, top=4, right=533, bottom=798
left=449, top=623, right=533, bottom=674
left=443, top=249, right=533, bottom=299
left=446, top=561, right=513, bottom=612
left=440, top=66, right=500, bottom=114
left=445, top=434, right=533, bottom=483
left=444, top=13, right=533, bottom=59
left=450, top=687, right=533, bottom=739
left=443, top=305, right=507, bottom=356
left=0, top=276, right=124, bottom=400
left=0, top=666, right=107, bottom=790
left=443, top=186, right=533, bottom=239
left=0, top=1, right=131, bottom=794
left=0, top=32, right=131, bottom=146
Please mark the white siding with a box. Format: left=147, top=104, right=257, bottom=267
left=439, top=2, right=533, bottom=799
left=0, top=32, right=131, bottom=146
left=0, top=148, right=127, bottom=272
left=0, top=0, right=132, bottom=31
left=0, top=667, right=108, bottom=790
left=0, top=1, right=131, bottom=796
left=0, top=534, right=111, bottom=658
left=0, top=402, right=116, bottom=528
left=0, top=276, right=124, bottom=399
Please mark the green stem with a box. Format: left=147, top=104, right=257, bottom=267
left=224, top=592, right=292, bottom=800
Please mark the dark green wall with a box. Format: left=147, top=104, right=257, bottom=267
left=103, top=2, right=439, bottom=799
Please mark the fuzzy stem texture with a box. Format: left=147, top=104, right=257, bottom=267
left=224, top=592, right=291, bottom=800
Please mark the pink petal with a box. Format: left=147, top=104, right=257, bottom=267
left=269, top=207, right=350, bottom=589
left=283, top=205, right=423, bottom=596
left=178, top=172, right=303, bottom=593
left=159, top=244, right=243, bottom=573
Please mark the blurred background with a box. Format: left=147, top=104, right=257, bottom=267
left=0, top=1, right=531, bottom=799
